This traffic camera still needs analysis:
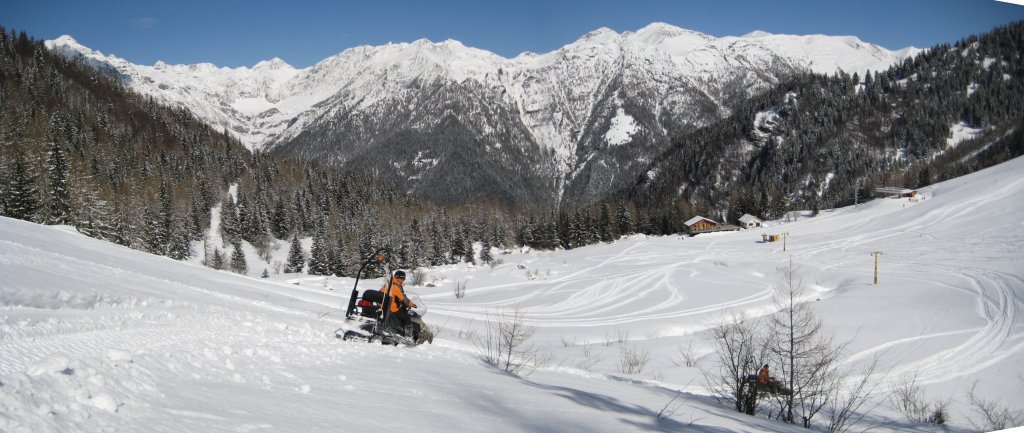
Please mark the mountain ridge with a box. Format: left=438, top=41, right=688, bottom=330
left=46, top=23, right=920, bottom=205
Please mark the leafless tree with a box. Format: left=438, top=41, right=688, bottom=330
left=766, top=257, right=845, bottom=428
left=826, top=355, right=884, bottom=433
left=701, top=312, right=770, bottom=415
left=476, top=305, right=538, bottom=376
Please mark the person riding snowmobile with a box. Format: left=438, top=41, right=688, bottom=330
left=380, top=270, right=420, bottom=340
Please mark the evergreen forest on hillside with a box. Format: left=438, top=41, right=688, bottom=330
left=625, top=21, right=1024, bottom=221
left=1, top=22, right=1023, bottom=275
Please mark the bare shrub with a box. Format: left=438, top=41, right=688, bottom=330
left=253, top=236, right=273, bottom=263
left=489, top=258, right=504, bottom=268
left=825, top=355, right=884, bottom=433
left=888, top=373, right=948, bottom=425
left=476, top=305, right=538, bottom=376
left=572, top=344, right=602, bottom=372
left=673, top=340, right=700, bottom=367
left=410, top=268, right=428, bottom=286
left=603, top=329, right=630, bottom=346
left=560, top=335, right=579, bottom=347
left=617, top=344, right=650, bottom=374
left=454, top=280, right=467, bottom=299
left=966, top=383, right=1023, bottom=432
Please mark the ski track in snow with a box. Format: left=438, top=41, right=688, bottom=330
left=428, top=238, right=773, bottom=330
left=792, top=172, right=1024, bottom=387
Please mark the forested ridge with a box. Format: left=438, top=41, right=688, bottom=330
left=2, top=22, right=1023, bottom=275
left=0, top=28, right=650, bottom=274
left=625, top=21, right=1024, bottom=222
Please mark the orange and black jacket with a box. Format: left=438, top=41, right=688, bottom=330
left=758, top=367, right=769, bottom=384
left=380, top=276, right=414, bottom=313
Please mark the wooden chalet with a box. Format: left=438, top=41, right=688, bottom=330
left=685, top=216, right=719, bottom=235
left=875, top=187, right=918, bottom=199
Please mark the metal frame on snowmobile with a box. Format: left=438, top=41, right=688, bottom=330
left=334, top=249, right=430, bottom=346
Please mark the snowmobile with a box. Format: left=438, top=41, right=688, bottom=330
left=334, top=250, right=433, bottom=347
left=743, top=374, right=792, bottom=396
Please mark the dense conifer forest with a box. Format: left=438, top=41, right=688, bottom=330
left=625, top=21, right=1024, bottom=221
left=1, top=22, right=1022, bottom=275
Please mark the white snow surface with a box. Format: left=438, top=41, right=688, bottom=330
left=604, top=107, right=639, bottom=146
left=44, top=24, right=918, bottom=154
left=948, top=122, right=984, bottom=148
left=4, top=156, right=1024, bottom=432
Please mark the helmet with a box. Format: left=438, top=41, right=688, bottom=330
left=394, top=270, right=406, bottom=279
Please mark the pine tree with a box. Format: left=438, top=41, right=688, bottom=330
left=408, top=218, right=424, bottom=269
left=45, top=141, right=71, bottom=225
left=330, top=235, right=348, bottom=277
left=616, top=203, right=633, bottom=236
left=462, top=230, right=476, bottom=265
left=270, top=199, right=290, bottom=239
left=286, top=234, right=305, bottom=273
left=229, top=241, right=247, bottom=274
left=6, top=154, right=40, bottom=222
left=429, top=219, right=447, bottom=266
left=155, top=177, right=174, bottom=255
left=480, top=238, right=493, bottom=264
left=598, top=202, right=614, bottom=243
left=211, top=247, right=225, bottom=270
left=307, top=227, right=331, bottom=275
left=167, top=224, right=192, bottom=260
left=220, top=195, right=239, bottom=245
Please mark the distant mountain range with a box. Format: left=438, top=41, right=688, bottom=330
left=47, top=23, right=919, bottom=206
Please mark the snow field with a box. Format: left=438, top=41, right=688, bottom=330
left=3, top=156, right=1024, bottom=432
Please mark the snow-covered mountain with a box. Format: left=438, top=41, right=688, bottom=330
left=46, top=24, right=919, bottom=205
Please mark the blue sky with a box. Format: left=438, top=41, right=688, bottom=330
left=4, top=0, right=1024, bottom=68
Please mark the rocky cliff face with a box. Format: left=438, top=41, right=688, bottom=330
left=47, top=23, right=917, bottom=205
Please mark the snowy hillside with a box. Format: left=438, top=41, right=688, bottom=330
left=3, top=155, right=1023, bottom=432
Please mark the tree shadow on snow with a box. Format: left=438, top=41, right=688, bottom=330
left=518, top=377, right=740, bottom=433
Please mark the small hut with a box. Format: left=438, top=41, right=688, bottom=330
left=738, top=214, right=763, bottom=229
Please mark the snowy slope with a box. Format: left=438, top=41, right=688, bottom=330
left=4, top=155, right=1022, bottom=432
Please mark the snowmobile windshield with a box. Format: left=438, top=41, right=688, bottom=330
left=406, top=292, right=426, bottom=316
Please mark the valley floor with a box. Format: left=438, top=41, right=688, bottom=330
left=3, top=157, right=1024, bottom=432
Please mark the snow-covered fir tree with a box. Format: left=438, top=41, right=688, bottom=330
left=6, top=154, right=40, bottom=222
left=229, top=241, right=247, bottom=274
left=307, top=226, right=331, bottom=276
left=219, top=195, right=239, bottom=245
left=479, top=238, right=493, bottom=264
left=286, top=234, right=305, bottom=273
left=45, top=140, right=71, bottom=225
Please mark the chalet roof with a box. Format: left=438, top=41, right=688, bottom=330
left=685, top=216, right=717, bottom=226
left=875, top=187, right=915, bottom=195
left=739, top=214, right=761, bottom=224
